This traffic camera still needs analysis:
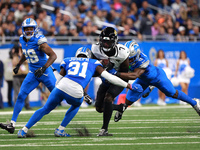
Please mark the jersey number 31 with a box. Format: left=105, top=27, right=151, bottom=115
left=68, top=62, right=88, bottom=78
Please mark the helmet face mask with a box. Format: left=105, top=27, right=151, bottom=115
left=22, top=18, right=38, bottom=39
left=75, top=47, right=91, bottom=58
left=100, top=27, right=118, bottom=52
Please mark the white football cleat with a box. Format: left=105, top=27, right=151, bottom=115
left=193, top=98, right=200, bottom=116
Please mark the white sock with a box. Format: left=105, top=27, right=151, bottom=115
left=58, top=125, right=65, bottom=131
left=22, top=126, right=28, bottom=133
left=10, top=120, right=16, bottom=127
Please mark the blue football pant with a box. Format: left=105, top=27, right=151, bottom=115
left=126, top=67, right=196, bottom=106
left=25, top=87, right=83, bottom=129
left=11, top=68, right=56, bottom=122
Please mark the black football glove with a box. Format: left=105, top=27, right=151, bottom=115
left=13, top=64, right=21, bottom=74
left=84, top=92, right=93, bottom=105
left=34, top=66, right=47, bottom=78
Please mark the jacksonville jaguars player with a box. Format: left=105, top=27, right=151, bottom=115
left=114, top=40, right=200, bottom=122
left=17, top=47, right=133, bottom=138
left=90, top=27, right=130, bottom=136
left=0, top=18, right=57, bottom=134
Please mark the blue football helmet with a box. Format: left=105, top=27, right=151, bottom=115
left=124, top=40, right=141, bottom=65
left=22, top=18, right=38, bottom=39
left=75, top=47, right=91, bottom=58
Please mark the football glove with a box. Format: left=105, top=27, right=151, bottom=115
left=34, top=66, right=47, bottom=78
left=84, top=92, right=93, bottom=105
left=13, top=64, right=21, bottom=74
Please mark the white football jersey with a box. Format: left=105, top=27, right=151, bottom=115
left=91, top=43, right=130, bottom=70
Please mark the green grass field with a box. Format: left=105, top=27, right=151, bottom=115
left=0, top=105, right=200, bottom=150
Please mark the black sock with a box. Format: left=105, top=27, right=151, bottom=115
left=102, top=101, right=113, bottom=130
left=112, top=104, right=120, bottom=111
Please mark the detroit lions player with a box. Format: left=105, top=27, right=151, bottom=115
left=114, top=40, right=200, bottom=122
left=0, top=18, right=57, bottom=134
left=91, top=27, right=130, bottom=136
left=17, top=47, right=133, bottom=138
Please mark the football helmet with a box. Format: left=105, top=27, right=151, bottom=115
left=99, top=27, right=118, bottom=52
left=22, top=18, right=38, bottom=39
left=124, top=40, right=141, bottom=65
left=75, top=47, right=91, bottom=58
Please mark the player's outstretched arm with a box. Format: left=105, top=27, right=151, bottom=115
left=95, top=65, right=132, bottom=90
left=117, top=68, right=146, bottom=81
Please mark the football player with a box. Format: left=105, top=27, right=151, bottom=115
left=17, top=47, right=134, bottom=138
left=114, top=40, right=200, bottom=122
left=91, top=27, right=130, bottom=136
left=0, top=18, right=57, bottom=134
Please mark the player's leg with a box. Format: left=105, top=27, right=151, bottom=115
left=11, top=73, right=39, bottom=122
left=55, top=96, right=83, bottom=137
left=0, top=73, right=39, bottom=134
left=155, top=68, right=200, bottom=115
left=98, top=84, right=124, bottom=136
left=95, top=83, right=109, bottom=113
left=18, top=88, right=63, bottom=138
left=114, top=79, right=148, bottom=122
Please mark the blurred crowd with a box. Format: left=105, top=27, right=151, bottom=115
left=0, top=0, right=200, bottom=43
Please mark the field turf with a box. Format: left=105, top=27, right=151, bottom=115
left=0, top=105, right=200, bottom=150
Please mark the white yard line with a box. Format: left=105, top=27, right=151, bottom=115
left=0, top=142, right=200, bottom=147
left=0, top=105, right=192, bottom=115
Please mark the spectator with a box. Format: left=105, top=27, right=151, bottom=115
left=57, top=25, right=68, bottom=36
left=151, top=22, right=160, bottom=39
left=65, top=0, right=80, bottom=18
left=0, top=59, right=4, bottom=109
left=0, top=26, right=5, bottom=44
left=53, top=0, right=65, bottom=10
left=193, top=26, right=200, bottom=37
left=3, top=50, right=13, bottom=107
left=139, top=10, right=154, bottom=35
left=14, top=4, right=26, bottom=23
left=93, top=10, right=106, bottom=29
left=166, top=27, right=175, bottom=41
left=159, top=0, right=173, bottom=14
left=171, top=0, right=187, bottom=14
left=177, top=26, right=187, bottom=41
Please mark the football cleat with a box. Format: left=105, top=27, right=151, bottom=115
left=97, top=129, right=113, bottom=136
left=114, top=103, right=128, bottom=122
left=54, top=128, right=71, bottom=137
left=114, top=111, right=123, bottom=122
left=142, top=86, right=155, bottom=98
left=17, top=129, right=27, bottom=138
left=0, top=123, right=15, bottom=134
left=193, top=98, right=200, bottom=116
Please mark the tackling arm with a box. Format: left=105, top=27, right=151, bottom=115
left=117, top=68, right=146, bottom=81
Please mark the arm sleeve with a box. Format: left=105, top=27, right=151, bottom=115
left=100, top=70, right=128, bottom=88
